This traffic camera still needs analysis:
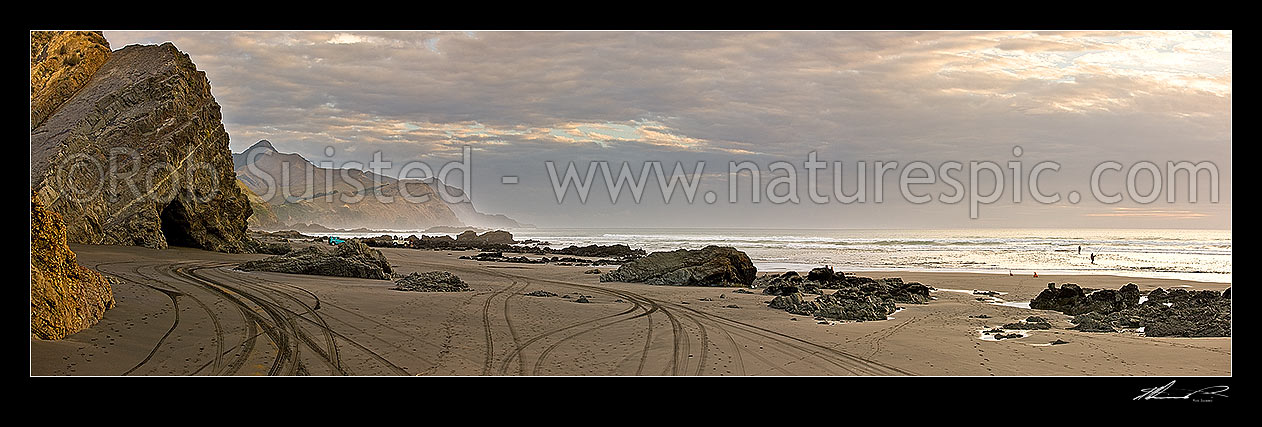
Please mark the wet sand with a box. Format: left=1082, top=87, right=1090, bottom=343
left=30, top=244, right=1231, bottom=376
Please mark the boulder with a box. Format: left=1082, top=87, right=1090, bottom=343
left=807, top=266, right=841, bottom=282
left=1030, top=283, right=1090, bottom=315
left=392, top=271, right=469, bottom=292
left=31, top=193, right=115, bottom=340
left=599, top=246, right=756, bottom=287
left=237, top=240, right=392, bottom=280
left=31, top=42, right=252, bottom=252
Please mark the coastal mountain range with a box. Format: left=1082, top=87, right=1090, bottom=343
left=233, top=140, right=526, bottom=231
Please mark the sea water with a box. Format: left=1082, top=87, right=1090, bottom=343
left=333, top=228, right=1232, bottom=284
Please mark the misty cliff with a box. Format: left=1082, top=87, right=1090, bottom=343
left=234, top=140, right=525, bottom=230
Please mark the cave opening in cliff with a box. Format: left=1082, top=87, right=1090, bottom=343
left=160, top=199, right=199, bottom=248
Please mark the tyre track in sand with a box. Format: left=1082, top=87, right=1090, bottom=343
left=187, top=264, right=411, bottom=375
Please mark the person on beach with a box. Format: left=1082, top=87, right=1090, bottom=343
left=1078, top=245, right=1082, bottom=254
left=1090, top=253, right=1096, bottom=264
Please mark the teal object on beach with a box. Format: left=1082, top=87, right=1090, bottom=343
left=329, top=237, right=346, bottom=245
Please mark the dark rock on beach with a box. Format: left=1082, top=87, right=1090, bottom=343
left=759, top=266, right=933, bottom=322
left=392, top=271, right=469, bottom=292
left=1002, top=318, right=1053, bottom=330
left=599, top=246, right=756, bottom=287
left=1034, top=283, right=1231, bottom=337
left=768, top=289, right=898, bottom=322
left=366, top=230, right=646, bottom=263
left=1069, top=287, right=1231, bottom=337
left=1031, top=283, right=1140, bottom=316
left=756, top=269, right=928, bottom=304
left=238, top=240, right=393, bottom=280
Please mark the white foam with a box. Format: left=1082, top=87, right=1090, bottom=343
left=993, top=300, right=1032, bottom=309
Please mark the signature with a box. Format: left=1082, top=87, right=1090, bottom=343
left=1135, top=380, right=1229, bottom=402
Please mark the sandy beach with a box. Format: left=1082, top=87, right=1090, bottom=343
left=30, top=243, right=1230, bottom=376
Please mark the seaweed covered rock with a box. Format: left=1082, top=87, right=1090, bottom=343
left=393, top=272, right=469, bottom=292
left=237, top=240, right=392, bottom=279
left=31, top=193, right=115, bottom=340
left=600, top=246, right=756, bottom=287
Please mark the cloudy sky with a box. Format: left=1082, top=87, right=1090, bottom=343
left=106, top=31, right=1231, bottom=229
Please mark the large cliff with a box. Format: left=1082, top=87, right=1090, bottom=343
left=31, top=40, right=252, bottom=252
left=31, top=192, right=114, bottom=340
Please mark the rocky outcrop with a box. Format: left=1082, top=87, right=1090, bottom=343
left=599, top=246, right=756, bottom=287
left=31, top=41, right=252, bottom=252
left=1069, top=287, right=1231, bottom=337
left=30, top=31, right=112, bottom=129
left=762, top=267, right=934, bottom=321
left=237, top=240, right=392, bottom=280
left=392, top=271, right=469, bottom=292
left=31, top=193, right=115, bottom=340
left=768, top=289, right=897, bottom=322
left=756, top=268, right=929, bottom=304
left=1030, top=283, right=1140, bottom=316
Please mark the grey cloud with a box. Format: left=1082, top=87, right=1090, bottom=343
left=103, top=30, right=1231, bottom=228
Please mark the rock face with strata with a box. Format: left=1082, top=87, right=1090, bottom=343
left=31, top=41, right=252, bottom=252
left=30, top=31, right=112, bottom=129
left=31, top=193, right=115, bottom=340
left=599, top=246, right=756, bottom=287
left=237, top=240, right=393, bottom=280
